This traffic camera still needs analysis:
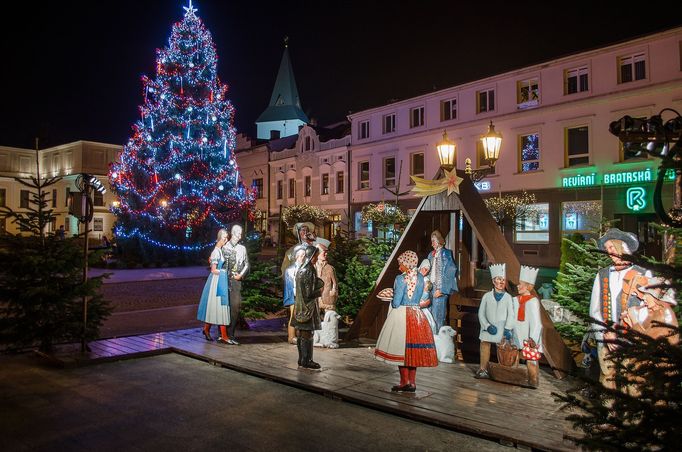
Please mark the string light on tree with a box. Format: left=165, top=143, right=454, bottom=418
left=109, top=0, right=254, bottom=251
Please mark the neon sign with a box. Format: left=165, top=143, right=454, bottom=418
left=475, top=181, right=491, bottom=191
left=562, top=173, right=596, bottom=188
left=626, top=186, right=647, bottom=211
left=561, top=168, right=674, bottom=188
left=604, top=169, right=652, bottom=185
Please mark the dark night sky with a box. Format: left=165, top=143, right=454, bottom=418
left=1, top=0, right=681, bottom=149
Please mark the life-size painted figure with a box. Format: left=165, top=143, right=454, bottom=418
left=375, top=250, right=438, bottom=392
left=475, top=263, right=514, bottom=379
left=221, top=224, right=249, bottom=345
left=197, top=229, right=230, bottom=343
left=291, top=245, right=325, bottom=369
left=427, top=230, right=458, bottom=333
left=512, top=265, right=543, bottom=388
left=588, top=228, right=650, bottom=389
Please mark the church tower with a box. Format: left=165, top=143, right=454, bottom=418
left=256, top=38, right=309, bottom=140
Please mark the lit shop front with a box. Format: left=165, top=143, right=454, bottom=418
left=500, top=165, right=673, bottom=268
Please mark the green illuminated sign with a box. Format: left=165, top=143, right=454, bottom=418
left=626, top=186, right=647, bottom=211
left=562, top=173, right=596, bottom=188
left=604, top=169, right=652, bottom=185
left=561, top=168, right=674, bottom=188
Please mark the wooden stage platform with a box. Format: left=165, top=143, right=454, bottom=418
left=49, top=329, right=579, bottom=451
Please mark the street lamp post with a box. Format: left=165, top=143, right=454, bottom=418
left=71, top=173, right=106, bottom=352
left=438, top=121, right=502, bottom=181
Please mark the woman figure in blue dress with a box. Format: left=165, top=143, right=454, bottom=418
left=197, top=229, right=231, bottom=343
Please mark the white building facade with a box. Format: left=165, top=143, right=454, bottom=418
left=268, top=124, right=351, bottom=243
left=0, top=141, right=121, bottom=240
left=348, top=27, right=682, bottom=268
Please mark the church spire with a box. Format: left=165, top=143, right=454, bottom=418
left=256, top=39, right=309, bottom=140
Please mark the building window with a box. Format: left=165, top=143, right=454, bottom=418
left=20, top=190, right=29, bottom=208
left=384, top=157, right=396, bottom=187
left=561, top=201, right=601, bottom=237
left=277, top=180, right=283, bottom=200
left=65, top=187, right=70, bottom=207
left=52, top=189, right=57, bottom=208
left=519, top=133, right=540, bottom=172
left=565, top=126, right=589, bottom=167
left=336, top=171, right=345, bottom=194
left=477, top=88, right=495, bottom=113
left=410, top=106, right=424, bottom=128
left=93, top=217, right=103, bottom=232
left=618, top=53, right=646, bottom=84
left=517, top=78, right=539, bottom=108
left=288, top=179, right=295, bottom=199
left=565, top=66, right=589, bottom=94
left=476, top=141, right=496, bottom=174
left=359, top=120, right=370, bottom=140
left=619, top=117, right=649, bottom=161
left=321, top=174, right=329, bottom=195
left=0, top=188, right=5, bottom=207
left=329, top=214, right=341, bottom=237
left=359, top=161, right=370, bottom=190
left=252, top=178, right=264, bottom=199
left=440, top=98, right=457, bottom=122
left=410, top=152, right=424, bottom=180
left=94, top=191, right=104, bottom=207
left=304, top=175, right=312, bottom=197
left=515, top=203, right=549, bottom=243
left=304, top=136, right=312, bottom=151
left=382, top=114, right=395, bottom=134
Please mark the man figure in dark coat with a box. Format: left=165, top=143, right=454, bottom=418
left=291, top=244, right=324, bottom=369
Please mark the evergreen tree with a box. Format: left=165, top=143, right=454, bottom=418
left=110, top=1, right=253, bottom=259
left=555, top=227, right=682, bottom=450
left=334, top=236, right=393, bottom=320
left=0, top=155, right=110, bottom=352
left=553, top=235, right=611, bottom=342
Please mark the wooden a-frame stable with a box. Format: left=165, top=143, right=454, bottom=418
left=346, top=170, right=575, bottom=378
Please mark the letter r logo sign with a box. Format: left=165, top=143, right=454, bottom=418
left=626, top=186, right=647, bottom=211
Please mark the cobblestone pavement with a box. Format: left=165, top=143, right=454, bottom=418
left=99, top=278, right=204, bottom=313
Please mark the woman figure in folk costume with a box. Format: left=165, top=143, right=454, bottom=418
left=197, top=228, right=231, bottom=344
left=375, top=250, right=438, bottom=392
left=512, top=265, right=543, bottom=388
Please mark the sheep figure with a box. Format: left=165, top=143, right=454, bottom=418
left=313, top=310, right=341, bottom=349
left=434, top=326, right=456, bottom=363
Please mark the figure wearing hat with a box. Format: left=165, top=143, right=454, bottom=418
left=281, top=222, right=316, bottom=275
left=427, top=230, right=458, bottom=333
left=281, top=222, right=316, bottom=344
left=588, top=228, right=650, bottom=389
left=283, top=244, right=307, bottom=344
left=512, top=265, right=543, bottom=388
left=314, top=237, right=338, bottom=314
left=375, top=250, right=438, bottom=392
left=291, top=244, right=325, bottom=369
left=475, top=263, right=515, bottom=379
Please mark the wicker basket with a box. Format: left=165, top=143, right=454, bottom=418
left=496, top=338, right=519, bottom=368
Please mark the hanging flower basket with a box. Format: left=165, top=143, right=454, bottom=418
left=361, top=202, right=408, bottom=227
left=282, top=205, right=330, bottom=227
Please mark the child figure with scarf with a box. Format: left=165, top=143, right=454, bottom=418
left=512, top=265, right=543, bottom=388
left=475, top=263, right=514, bottom=379
left=375, top=251, right=438, bottom=392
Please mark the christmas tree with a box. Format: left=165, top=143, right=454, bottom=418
left=110, top=1, right=253, bottom=256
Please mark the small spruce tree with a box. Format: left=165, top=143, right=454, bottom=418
left=0, top=161, right=110, bottom=352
